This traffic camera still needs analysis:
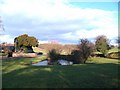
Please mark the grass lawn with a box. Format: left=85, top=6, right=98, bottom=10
left=108, top=47, right=120, bottom=54
left=0, top=53, right=7, bottom=56
left=94, top=47, right=120, bottom=55
left=2, top=57, right=120, bottom=88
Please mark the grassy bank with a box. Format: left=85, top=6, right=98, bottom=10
left=2, top=57, right=119, bottom=88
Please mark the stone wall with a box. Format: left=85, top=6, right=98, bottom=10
left=13, top=52, right=37, bottom=58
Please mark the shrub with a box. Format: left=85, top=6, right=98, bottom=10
left=71, top=39, right=94, bottom=64
left=7, top=50, right=13, bottom=57
left=37, top=52, right=43, bottom=55
left=94, top=54, right=105, bottom=57
left=71, top=50, right=81, bottom=64
left=48, top=49, right=60, bottom=64
left=20, top=46, right=34, bottom=53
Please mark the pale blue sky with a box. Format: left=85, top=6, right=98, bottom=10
left=70, top=2, right=118, bottom=11
left=0, top=0, right=118, bottom=45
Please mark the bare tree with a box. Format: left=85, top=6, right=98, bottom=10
left=71, top=39, right=94, bottom=64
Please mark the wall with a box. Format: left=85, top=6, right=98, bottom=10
left=13, top=52, right=37, bottom=58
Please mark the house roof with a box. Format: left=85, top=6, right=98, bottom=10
left=6, top=44, right=14, bottom=46
left=0, top=44, right=14, bottom=47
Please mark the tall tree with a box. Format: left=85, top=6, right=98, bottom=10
left=14, top=34, right=38, bottom=53
left=95, top=35, right=110, bottom=56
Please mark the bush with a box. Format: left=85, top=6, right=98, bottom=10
left=58, top=55, right=72, bottom=61
left=23, top=46, right=28, bottom=53
left=71, top=39, right=94, bottom=64
left=48, top=49, right=60, bottom=63
left=71, top=50, right=80, bottom=64
left=7, top=50, right=13, bottom=57
left=37, top=52, right=43, bottom=55
left=94, top=54, right=105, bottom=57
left=20, top=46, right=34, bottom=53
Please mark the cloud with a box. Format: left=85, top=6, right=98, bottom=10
left=69, top=0, right=119, bottom=2
left=0, top=34, right=15, bottom=43
left=38, top=40, right=49, bottom=44
left=0, top=0, right=118, bottom=45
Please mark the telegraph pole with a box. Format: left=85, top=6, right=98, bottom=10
left=0, top=16, right=5, bottom=60
left=0, top=16, right=4, bottom=90
left=0, top=16, right=5, bottom=43
left=0, top=16, right=5, bottom=32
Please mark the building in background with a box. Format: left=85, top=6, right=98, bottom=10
left=48, top=40, right=59, bottom=44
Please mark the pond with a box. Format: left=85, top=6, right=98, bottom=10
left=32, top=60, right=48, bottom=66
left=58, top=60, right=73, bottom=65
left=32, top=59, right=73, bottom=66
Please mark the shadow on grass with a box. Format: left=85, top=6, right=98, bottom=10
left=2, top=63, right=119, bottom=88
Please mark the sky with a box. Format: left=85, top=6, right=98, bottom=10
left=0, top=0, right=119, bottom=45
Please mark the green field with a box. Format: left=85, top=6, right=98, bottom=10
left=2, top=57, right=119, bottom=88
left=94, top=47, right=120, bottom=54
left=108, top=47, right=120, bottom=53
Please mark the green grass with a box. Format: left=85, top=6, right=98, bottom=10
left=2, top=57, right=119, bottom=88
left=0, top=53, right=2, bottom=56
left=0, top=53, right=7, bottom=56
left=93, top=47, right=120, bottom=55
left=31, top=55, right=47, bottom=64
left=108, top=47, right=120, bottom=54
left=3, top=56, right=47, bottom=65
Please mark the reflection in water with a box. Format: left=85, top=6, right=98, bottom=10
left=32, top=59, right=73, bottom=66
left=32, top=60, right=48, bottom=66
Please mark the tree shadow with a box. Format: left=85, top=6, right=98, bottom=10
left=49, top=63, right=119, bottom=88
left=2, top=63, right=119, bottom=88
